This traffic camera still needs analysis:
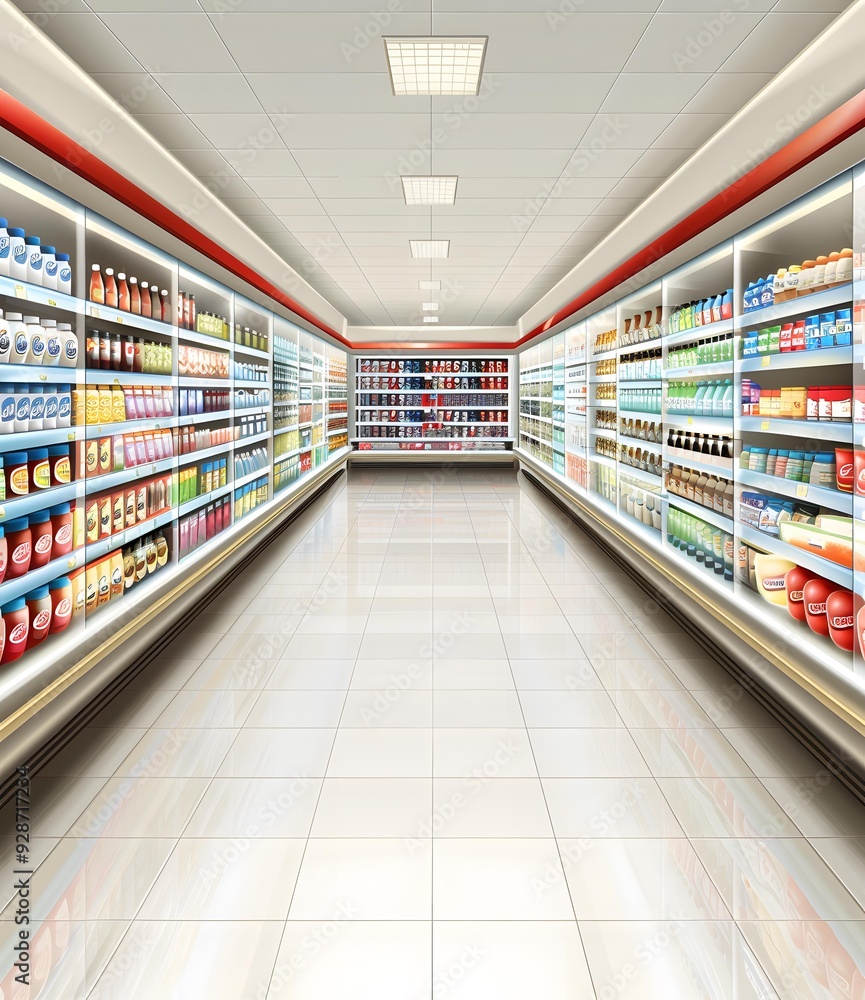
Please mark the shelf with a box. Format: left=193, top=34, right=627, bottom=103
left=0, top=364, right=79, bottom=382
left=617, top=379, right=661, bottom=387
left=3, top=426, right=80, bottom=448
left=664, top=413, right=733, bottom=434
left=86, top=506, right=177, bottom=560
left=619, top=409, right=663, bottom=422
left=0, top=481, right=80, bottom=521
left=737, top=468, right=852, bottom=515
left=233, top=404, right=271, bottom=418
left=274, top=446, right=303, bottom=463
left=618, top=464, right=663, bottom=489
left=590, top=426, right=616, bottom=439
left=664, top=318, right=734, bottom=347
left=519, top=430, right=551, bottom=445
left=738, top=417, right=852, bottom=442
left=737, top=522, right=851, bottom=589
left=178, top=483, right=233, bottom=519
left=666, top=451, right=733, bottom=477
left=668, top=494, right=731, bottom=531
left=589, top=375, right=617, bottom=384
left=235, top=429, right=270, bottom=448
left=518, top=414, right=552, bottom=424
left=233, top=466, right=271, bottom=490
left=0, top=548, right=85, bottom=605
left=86, top=415, right=177, bottom=435
left=87, top=456, right=176, bottom=493
left=178, top=441, right=233, bottom=465
left=358, top=421, right=508, bottom=428
left=590, top=452, right=617, bottom=470
left=183, top=410, right=231, bottom=425
left=233, top=343, right=270, bottom=361
left=354, top=388, right=507, bottom=396
left=82, top=369, right=175, bottom=385
left=88, top=304, right=175, bottom=337
left=0, top=274, right=81, bottom=314
left=590, top=348, right=617, bottom=362
left=663, top=362, right=733, bottom=378
left=738, top=283, right=852, bottom=327
left=177, top=327, right=231, bottom=349
left=738, top=346, right=851, bottom=371
left=178, top=375, right=229, bottom=387
left=327, top=428, right=347, bottom=438
left=234, top=379, right=271, bottom=389
left=664, top=539, right=732, bottom=598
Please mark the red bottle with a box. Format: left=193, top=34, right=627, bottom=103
left=29, top=512, right=54, bottom=569
left=1, top=599, right=29, bottom=663
left=104, top=268, right=118, bottom=308
left=129, top=277, right=141, bottom=315
left=49, top=577, right=73, bottom=634
left=117, top=272, right=130, bottom=311
left=26, top=586, right=52, bottom=649
left=5, top=518, right=32, bottom=579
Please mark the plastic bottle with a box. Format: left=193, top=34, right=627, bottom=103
left=41, top=246, right=58, bottom=290
left=29, top=387, right=44, bottom=431
left=0, top=384, right=14, bottom=434
left=29, top=513, right=53, bottom=569
left=7, top=313, right=29, bottom=363
left=24, top=237, right=43, bottom=285
left=13, top=386, right=30, bottom=433
left=117, top=273, right=130, bottom=311
left=1, top=599, right=29, bottom=663
left=0, top=218, right=9, bottom=276
left=57, top=384, right=72, bottom=428
left=5, top=519, right=32, bottom=578
left=59, top=323, right=78, bottom=367
left=24, top=316, right=46, bottom=365
left=56, top=253, right=72, bottom=295
left=8, top=228, right=27, bottom=280
left=48, top=577, right=72, bottom=635
left=43, top=320, right=61, bottom=366
left=129, top=276, right=141, bottom=315
left=104, top=268, right=117, bottom=308
left=89, top=263, right=104, bottom=303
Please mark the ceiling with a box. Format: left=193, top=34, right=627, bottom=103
left=12, top=0, right=854, bottom=330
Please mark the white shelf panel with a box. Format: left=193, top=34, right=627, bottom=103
left=738, top=283, right=852, bottom=327
left=737, top=468, right=852, bottom=514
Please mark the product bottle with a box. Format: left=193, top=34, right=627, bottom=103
left=41, top=246, right=58, bottom=290
left=117, top=273, right=130, bottom=311
left=0, top=218, right=9, bottom=276
left=151, top=285, right=161, bottom=320
left=24, top=316, right=46, bottom=365
left=48, top=577, right=73, bottom=635
left=8, top=229, right=27, bottom=281
left=43, top=319, right=61, bottom=366
left=89, top=263, right=105, bottom=303
left=104, top=267, right=118, bottom=308
left=1, top=599, right=29, bottom=664
left=59, top=324, right=78, bottom=368
left=129, top=277, right=141, bottom=315
left=140, top=281, right=152, bottom=318
left=7, top=313, right=29, bottom=363
left=24, top=237, right=43, bottom=285
left=56, top=254, right=72, bottom=295
left=160, top=289, right=170, bottom=324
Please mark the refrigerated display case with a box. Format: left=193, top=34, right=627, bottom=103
left=516, top=165, right=865, bottom=733
left=0, top=155, right=349, bottom=742
left=354, top=355, right=512, bottom=451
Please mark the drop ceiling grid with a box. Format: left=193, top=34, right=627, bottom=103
left=13, top=1, right=851, bottom=328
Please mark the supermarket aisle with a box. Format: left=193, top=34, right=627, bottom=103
left=3, top=466, right=865, bottom=999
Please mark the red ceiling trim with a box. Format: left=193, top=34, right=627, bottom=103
left=519, top=86, right=865, bottom=347
left=0, top=88, right=351, bottom=348
left=1, top=85, right=864, bottom=353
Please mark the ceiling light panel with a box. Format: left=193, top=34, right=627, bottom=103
left=422, top=303, right=439, bottom=310
left=419, top=280, right=441, bottom=290
left=410, top=240, right=450, bottom=258
left=401, top=175, right=458, bottom=205
left=384, top=37, right=488, bottom=97
left=423, top=316, right=440, bottom=323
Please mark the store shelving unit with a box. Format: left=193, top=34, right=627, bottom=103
left=0, top=155, right=348, bottom=705
left=356, top=355, right=512, bottom=452
left=516, top=166, right=862, bottom=685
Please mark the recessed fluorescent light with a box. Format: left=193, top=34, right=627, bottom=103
left=419, top=280, right=441, bottom=290
left=423, top=316, right=440, bottom=323
left=410, top=240, right=449, bottom=259
left=401, top=175, right=458, bottom=205
left=384, top=37, right=488, bottom=96
left=422, top=303, right=439, bottom=311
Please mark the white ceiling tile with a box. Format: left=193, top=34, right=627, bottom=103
left=244, top=177, right=316, bottom=198
left=770, top=0, right=853, bottom=9
left=437, top=73, right=616, bottom=114
left=624, top=11, right=764, bottom=72
left=659, top=0, right=773, bottom=8
left=88, top=0, right=201, bottom=9
left=458, top=177, right=618, bottom=199
left=241, top=216, right=289, bottom=234
left=601, top=73, right=710, bottom=114
left=220, top=150, right=304, bottom=177
left=201, top=176, right=256, bottom=199
left=91, top=73, right=179, bottom=114
left=596, top=197, right=644, bottom=215
left=101, top=13, right=235, bottom=72
left=526, top=216, right=588, bottom=232
left=262, top=199, right=330, bottom=216
left=628, top=148, right=693, bottom=177
left=133, top=114, right=210, bottom=150
left=280, top=114, right=430, bottom=149
left=248, top=73, right=425, bottom=114
left=34, top=14, right=144, bottom=72
left=190, top=114, right=287, bottom=149
left=580, top=216, right=625, bottom=232
left=580, top=113, right=676, bottom=149
left=719, top=13, right=838, bottom=73
left=14, top=0, right=90, bottom=10
left=328, top=216, right=424, bottom=233
left=433, top=12, right=653, bottom=73
left=683, top=73, right=773, bottom=114
left=157, top=74, right=262, bottom=114
left=654, top=113, right=731, bottom=149
left=434, top=150, right=575, bottom=177
left=607, top=176, right=661, bottom=199
left=564, top=147, right=644, bottom=177
left=429, top=113, right=594, bottom=150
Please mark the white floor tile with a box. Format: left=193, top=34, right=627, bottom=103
left=432, top=728, right=539, bottom=778
left=431, top=777, right=553, bottom=837
left=433, top=658, right=515, bottom=689
left=529, top=729, right=651, bottom=778
left=327, top=728, right=432, bottom=777
left=434, top=690, right=524, bottom=728
left=542, top=778, right=684, bottom=839
left=289, top=838, right=432, bottom=919
left=311, top=778, right=432, bottom=838
left=184, top=777, right=321, bottom=838
left=244, top=690, right=346, bottom=728
left=216, top=729, right=335, bottom=778
left=520, top=690, right=620, bottom=728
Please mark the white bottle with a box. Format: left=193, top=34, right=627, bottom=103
left=24, top=316, right=46, bottom=365
left=0, top=218, right=9, bottom=276
left=8, top=228, right=26, bottom=280
left=58, top=323, right=78, bottom=367
left=43, top=319, right=61, bottom=366
left=0, top=383, right=14, bottom=433
left=6, top=313, right=29, bottom=363
left=0, top=309, right=8, bottom=363
left=14, top=383, right=30, bottom=432
left=55, top=253, right=72, bottom=295
left=25, top=237, right=43, bottom=285
left=41, top=245, right=58, bottom=290
left=29, top=386, right=44, bottom=430
left=57, top=384, right=72, bottom=428
left=43, top=384, right=58, bottom=430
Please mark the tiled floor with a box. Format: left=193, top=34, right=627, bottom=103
left=2, top=467, right=865, bottom=999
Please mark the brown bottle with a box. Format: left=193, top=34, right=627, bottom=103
left=117, top=272, right=130, bottom=311
left=104, top=267, right=118, bottom=308
left=129, top=277, right=141, bottom=315
left=140, top=281, right=152, bottom=318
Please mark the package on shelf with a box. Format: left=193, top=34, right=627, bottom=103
left=90, top=267, right=167, bottom=321
left=178, top=458, right=228, bottom=504
left=86, top=329, right=171, bottom=375
left=84, top=472, right=173, bottom=544
left=743, top=249, right=852, bottom=312
left=178, top=496, right=232, bottom=557
left=1, top=501, right=83, bottom=585
left=178, top=344, right=229, bottom=379
left=667, top=505, right=734, bottom=581
left=1, top=217, right=73, bottom=292
left=667, top=465, right=734, bottom=517
left=669, top=292, right=733, bottom=333
left=84, top=533, right=169, bottom=618
left=741, top=380, right=851, bottom=421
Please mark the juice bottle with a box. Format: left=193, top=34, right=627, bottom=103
left=89, top=264, right=104, bottom=303
left=129, top=277, right=141, bottom=315
left=104, top=267, right=117, bottom=308
left=117, top=272, right=130, bottom=311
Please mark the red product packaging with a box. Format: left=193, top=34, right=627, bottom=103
left=1, top=599, right=29, bottom=663
left=25, top=586, right=52, bottom=649
left=826, top=590, right=856, bottom=651
left=854, top=452, right=865, bottom=497
left=29, top=512, right=54, bottom=569
left=785, top=567, right=818, bottom=622
left=0, top=527, right=6, bottom=586
left=836, top=448, right=854, bottom=493
left=5, top=518, right=32, bottom=579
left=802, top=578, right=834, bottom=636
left=48, top=577, right=73, bottom=634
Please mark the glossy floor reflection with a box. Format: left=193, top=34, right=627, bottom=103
left=2, top=467, right=865, bottom=999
